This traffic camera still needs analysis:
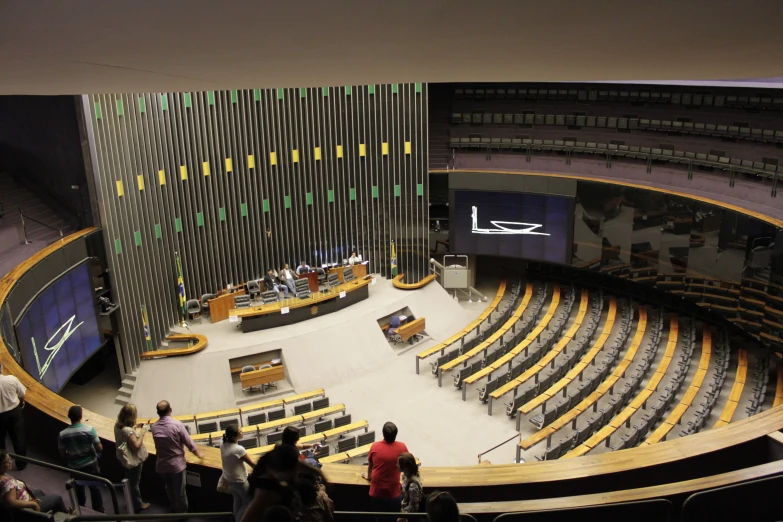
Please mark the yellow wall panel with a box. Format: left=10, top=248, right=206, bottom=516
left=292, top=149, right=299, bottom=163
left=359, top=144, right=366, bottom=157
left=158, top=170, right=166, bottom=186
left=137, top=174, right=144, bottom=191
left=314, top=147, right=321, bottom=160
left=225, top=158, right=233, bottom=172
left=116, top=180, right=124, bottom=197
left=382, top=142, right=389, bottom=155
left=336, top=145, right=343, bottom=158
left=270, top=152, right=277, bottom=166
left=202, top=161, right=210, bottom=176
left=405, top=141, right=411, bottom=154
left=248, top=154, right=255, bottom=169
left=180, top=165, right=188, bottom=180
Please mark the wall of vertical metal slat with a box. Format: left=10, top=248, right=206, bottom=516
left=82, top=84, right=428, bottom=372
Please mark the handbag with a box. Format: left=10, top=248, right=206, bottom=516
left=217, top=475, right=231, bottom=494
left=117, top=441, right=141, bottom=469
left=117, top=427, right=148, bottom=469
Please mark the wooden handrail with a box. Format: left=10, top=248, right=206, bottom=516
left=139, top=334, right=208, bottom=359
left=392, top=273, right=437, bottom=290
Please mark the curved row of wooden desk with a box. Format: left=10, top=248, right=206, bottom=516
left=392, top=273, right=438, bottom=289
left=230, top=277, right=372, bottom=332
left=2, top=216, right=783, bottom=512
left=139, top=334, right=208, bottom=359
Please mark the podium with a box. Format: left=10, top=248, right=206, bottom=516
left=298, top=271, right=319, bottom=292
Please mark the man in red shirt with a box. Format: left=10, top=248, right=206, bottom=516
left=362, top=421, right=409, bottom=512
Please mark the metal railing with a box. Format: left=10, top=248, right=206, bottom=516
left=66, top=514, right=232, bottom=521
left=477, top=433, right=521, bottom=464
left=19, top=209, right=64, bottom=244
left=10, top=453, right=120, bottom=514
left=335, top=513, right=478, bottom=522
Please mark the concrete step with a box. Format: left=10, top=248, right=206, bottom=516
left=114, top=395, right=130, bottom=406
left=121, top=377, right=136, bottom=388
left=117, top=386, right=133, bottom=398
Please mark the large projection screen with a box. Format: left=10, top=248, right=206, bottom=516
left=450, top=190, right=574, bottom=264
left=15, top=262, right=102, bottom=393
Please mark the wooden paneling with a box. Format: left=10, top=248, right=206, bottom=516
left=85, top=85, right=428, bottom=368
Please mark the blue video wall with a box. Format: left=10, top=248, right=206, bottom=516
left=15, top=263, right=101, bottom=392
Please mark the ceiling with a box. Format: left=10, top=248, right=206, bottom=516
left=2, top=0, right=783, bottom=95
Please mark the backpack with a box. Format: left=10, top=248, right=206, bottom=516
left=408, top=479, right=425, bottom=512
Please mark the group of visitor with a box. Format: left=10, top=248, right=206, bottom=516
left=0, top=392, right=460, bottom=522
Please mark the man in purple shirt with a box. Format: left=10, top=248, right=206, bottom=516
left=150, top=400, right=203, bottom=513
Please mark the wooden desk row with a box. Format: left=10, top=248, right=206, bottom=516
left=231, top=278, right=372, bottom=332
left=713, top=349, right=749, bottom=429
left=247, top=420, right=369, bottom=456
left=520, top=307, right=648, bottom=450
left=441, top=283, right=534, bottom=373
left=240, top=365, right=286, bottom=390
left=137, top=389, right=326, bottom=426
left=467, top=285, right=563, bottom=389
left=396, top=318, right=426, bottom=343
left=642, top=327, right=711, bottom=446
left=486, top=287, right=580, bottom=398
left=191, top=404, right=346, bottom=443
left=416, top=279, right=508, bottom=363
left=520, top=298, right=618, bottom=415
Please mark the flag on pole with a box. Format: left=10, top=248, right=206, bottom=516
left=175, top=251, right=187, bottom=319
left=390, top=240, right=398, bottom=277
left=141, top=304, right=153, bottom=351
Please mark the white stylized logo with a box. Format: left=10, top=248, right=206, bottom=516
left=31, top=315, right=83, bottom=379
left=471, top=206, right=550, bottom=236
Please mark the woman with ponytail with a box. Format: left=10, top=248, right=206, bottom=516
left=220, top=425, right=255, bottom=521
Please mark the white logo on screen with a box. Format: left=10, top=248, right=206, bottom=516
left=471, top=206, right=550, bottom=236
left=31, top=315, right=83, bottom=379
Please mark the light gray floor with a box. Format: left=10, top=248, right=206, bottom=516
left=125, top=278, right=530, bottom=466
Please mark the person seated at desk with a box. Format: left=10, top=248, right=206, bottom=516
left=264, top=269, right=288, bottom=300
left=280, top=264, right=297, bottom=294
left=296, top=261, right=311, bottom=275
left=348, top=252, right=363, bottom=265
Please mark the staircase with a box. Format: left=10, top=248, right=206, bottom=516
left=0, top=171, right=76, bottom=278
left=115, top=371, right=138, bottom=406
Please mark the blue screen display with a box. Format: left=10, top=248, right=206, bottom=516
left=15, top=263, right=102, bottom=393
left=452, top=190, right=573, bottom=264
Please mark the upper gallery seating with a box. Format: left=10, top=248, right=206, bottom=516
left=415, top=276, right=775, bottom=462
left=439, top=84, right=783, bottom=194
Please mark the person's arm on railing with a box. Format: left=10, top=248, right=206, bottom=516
left=361, top=455, right=373, bottom=482
left=182, top=425, right=203, bottom=460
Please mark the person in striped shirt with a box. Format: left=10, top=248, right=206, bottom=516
left=57, top=405, right=104, bottom=512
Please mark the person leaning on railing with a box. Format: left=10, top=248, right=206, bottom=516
left=114, top=403, right=150, bottom=512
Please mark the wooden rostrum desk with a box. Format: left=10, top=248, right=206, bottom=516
left=230, top=278, right=371, bottom=332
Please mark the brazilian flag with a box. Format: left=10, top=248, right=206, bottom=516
left=175, top=251, right=187, bottom=319
left=390, top=240, right=398, bottom=277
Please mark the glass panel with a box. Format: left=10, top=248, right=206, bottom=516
left=628, top=189, right=664, bottom=278
left=572, top=182, right=607, bottom=270
left=657, top=195, right=694, bottom=276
